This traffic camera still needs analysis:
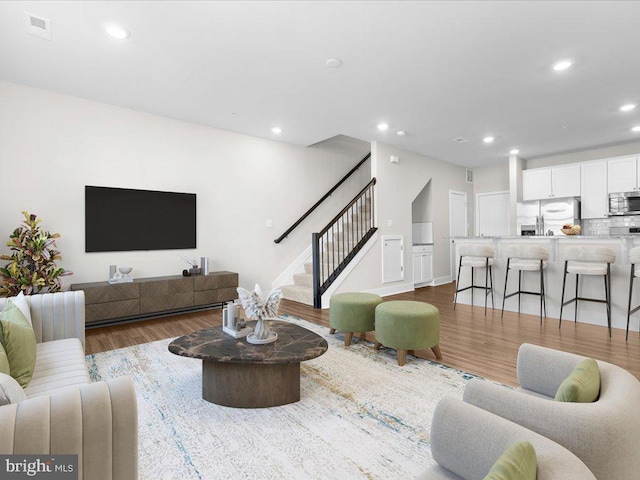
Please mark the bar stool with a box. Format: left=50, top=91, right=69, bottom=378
left=453, top=244, right=495, bottom=315
left=625, top=247, right=640, bottom=340
left=501, top=245, right=549, bottom=323
left=559, top=246, right=615, bottom=337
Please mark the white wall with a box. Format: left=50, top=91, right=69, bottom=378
left=526, top=140, right=640, bottom=169
left=411, top=180, right=432, bottom=223
left=472, top=163, right=509, bottom=194
left=0, top=81, right=371, bottom=290
left=337, top=142, right=473, bottom=295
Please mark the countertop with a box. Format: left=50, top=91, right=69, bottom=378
left=447, top=235, right=640, bottom=240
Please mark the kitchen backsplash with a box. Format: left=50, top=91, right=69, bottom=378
left=581, top=216, right=640, bottom=235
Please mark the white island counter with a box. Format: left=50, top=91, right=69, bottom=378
left=451, top=235, right=640, bottom=333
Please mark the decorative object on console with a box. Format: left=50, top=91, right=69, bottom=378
left=222, top=301, right=252, bottom=338
left=0, top=211, right=72, bottom=296
left=201, top=257, right=209, bottom=275
left=237, top=284, right=283, bottom=344
left=181, top=255, right=201, bottom=275
left=109, top=266, right=134, bottom=284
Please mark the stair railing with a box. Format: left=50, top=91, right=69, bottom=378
left=274, top=152, right=371, bottom=244
left=311, top=178, right=377, bottom=308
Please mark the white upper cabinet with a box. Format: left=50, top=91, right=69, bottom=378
left=522, top=169, right=552, bottom=200
left=607, top=156, right=640, bottom=193
left=580, top=161, right=608, bottom=219
left=522, top=164, right=580, bottom=201
left=551, top=164, right=581, bottom=198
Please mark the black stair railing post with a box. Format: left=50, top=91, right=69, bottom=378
left=310, top=178, right=378, bottom=308
left=312, top=232, right=322, bottom=308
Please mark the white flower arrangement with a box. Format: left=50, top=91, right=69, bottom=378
left=237, top=284, right=283, bottom=320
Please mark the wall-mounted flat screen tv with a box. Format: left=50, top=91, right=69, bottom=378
left=85, top=186, right=196, bottom=252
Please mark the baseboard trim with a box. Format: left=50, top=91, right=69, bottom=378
left=433, top=275, right=453, bottom=286
left=364, top=282, right=415, bottom=298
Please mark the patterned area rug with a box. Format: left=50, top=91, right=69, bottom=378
left=86, top=315, right=481, bottom=480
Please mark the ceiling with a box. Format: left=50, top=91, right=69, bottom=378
left=1, top=1, right=640, bottom=167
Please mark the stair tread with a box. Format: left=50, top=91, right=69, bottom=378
left=280, top=284, right=313, bottom=306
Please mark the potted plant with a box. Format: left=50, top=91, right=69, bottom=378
left=0, top=211, right=72, bottom=296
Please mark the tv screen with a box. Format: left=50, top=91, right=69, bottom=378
left=85, top=186, right=196, bottom=252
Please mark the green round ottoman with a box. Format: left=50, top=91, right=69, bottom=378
left=329, top=292, right=383, bottom=346
left=374, top=300, right=442, bottom=366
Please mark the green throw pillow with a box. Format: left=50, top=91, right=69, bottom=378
left=0, top=341, right=9, bottom=376
left=0, top=302, right=36, bottom=387
left=484, top=441, right=537, bottom=480
left=554, top=358, right=600, bottom=403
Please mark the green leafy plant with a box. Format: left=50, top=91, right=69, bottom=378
left=0, top=212, right=72, bottom=296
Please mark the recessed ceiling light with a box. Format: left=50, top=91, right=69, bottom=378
left=510, top=149, right=520, bottom=155
left=271, top=127, right=282, bottom=134
left=620, top=104, right=637, bottom=112
left=632, top=126, right=640, bottom=133
left=377, top=123, right=389, bottom=131
left=396, top=130, right=406, bottom=136
left=326, top=58, right=342, bottom=68
left=483, top=136, right=495, bottom=144
left=105, top=24, right=130, bottom=39
left=552, top=59, right=573, bottom=71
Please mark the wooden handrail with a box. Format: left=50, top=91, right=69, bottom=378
left=274, top=152, right=371, bottom=244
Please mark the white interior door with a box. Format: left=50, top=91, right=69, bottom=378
left=476, top=191, right=510, bottom=236
left=449, top=191, right=467, bottom=279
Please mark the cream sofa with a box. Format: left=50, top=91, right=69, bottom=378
left=0, top=291, right=138, bottom=480
left=420, top=396, right=595, bottom=479
left=463, top=343, right=640, bottom=480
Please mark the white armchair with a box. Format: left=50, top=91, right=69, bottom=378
left=419, top=396, right=595, bottom=480
left=0, top=291, right=138, bottom=480
left=463, top=343, right=640, bottom=480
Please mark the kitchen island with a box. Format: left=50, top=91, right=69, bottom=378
left=451, top=235, right=640, bottom=333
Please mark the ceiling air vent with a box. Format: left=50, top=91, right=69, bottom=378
left=453, top=137, right=469, bottom=144
left=24, top=12, right=51, bottom=40
left=466, top=169, right=473, bottom=183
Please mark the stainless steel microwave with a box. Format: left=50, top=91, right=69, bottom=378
left=609, top=191, right=640, bottom=215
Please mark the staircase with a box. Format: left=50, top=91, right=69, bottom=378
left=280, top=184, right=375, bottom=307
left=280, top=262, right=314, bottom=306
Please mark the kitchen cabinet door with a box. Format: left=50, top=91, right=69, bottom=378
left=608, top=156, right=637, bottom=193
left=581, top=161, right=608, bottom=219
left=412, top=253, right=433, bottom=284
left=552, top=164, right=581, bottom=198
left=522, top=169, right=552, bottom=201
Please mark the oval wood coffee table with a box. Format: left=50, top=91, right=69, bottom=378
left=168, top=320, right=328, bottom=408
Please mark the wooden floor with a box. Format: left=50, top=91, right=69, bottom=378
left=85, top=282, right=640, bottom=386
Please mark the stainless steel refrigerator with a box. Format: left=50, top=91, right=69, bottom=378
left=517, top=198, right=581, bottom=236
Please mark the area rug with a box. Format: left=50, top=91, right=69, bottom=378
left=86, top=315, right=482, bottom=480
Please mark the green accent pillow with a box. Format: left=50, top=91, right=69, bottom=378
left=484, top=441, right=537, bottom=480
left=554, top=358, right=600, bottom=403
left=0, top=342, right=9, bottom=376
left=0, top=302, right=36, bottom=387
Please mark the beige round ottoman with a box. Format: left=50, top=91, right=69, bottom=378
left=374, top=300, right=442, bottom=366
left=329, top=292, right=383, bottom=346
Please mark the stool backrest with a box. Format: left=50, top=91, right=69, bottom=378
left=458, top=244, right=495, bottom=258
left=629, top=247, right=640, bottom=265
left=563, top=246, right=615, bottom=263
left=505, top=245, right=549, bottom=261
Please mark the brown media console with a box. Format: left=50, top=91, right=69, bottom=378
left=71, top=271, right=238, bottom=327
